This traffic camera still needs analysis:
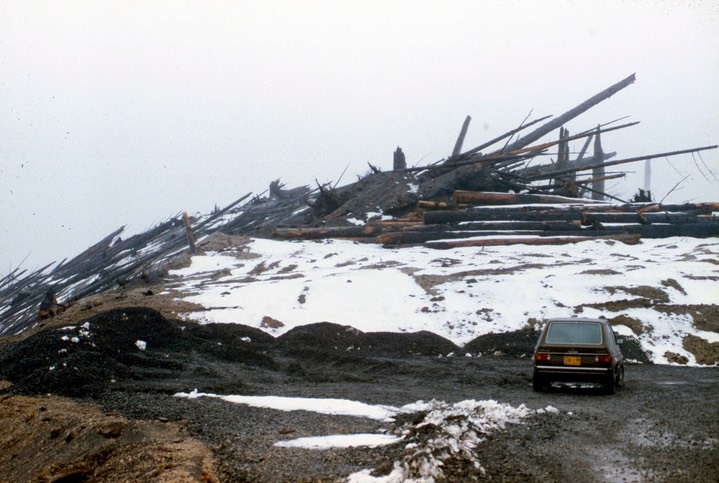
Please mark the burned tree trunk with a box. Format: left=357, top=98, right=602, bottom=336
left=451, top=115, right=472, bottom=158
left=393, top=147, right=407, bottom=170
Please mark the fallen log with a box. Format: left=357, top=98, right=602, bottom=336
left=424, top=209, right=583, bottom=224
left=451, top=190, right=609, bottom=206
left=416, top=200, right=459, bottom=210
left=458, top=220, right=583, bottom=231
left=636, top=202, right=719, bottom=213
left=616, top=222, right=719, bottom=238
left=380, top=220, right=583, bottom=232
left=378, top=226, right=599, bottom=246
left=583, top=210, right=708, bottom=225
left=424, top=233, right=642, bottom=249
left=377, top=230, right=547, bottom=246
left=272, top=225, right=383, bottom=240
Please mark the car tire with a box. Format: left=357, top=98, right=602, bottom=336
left=603, top=371, right=617, bottom=395
left=532, top=373, right=545, bottom=392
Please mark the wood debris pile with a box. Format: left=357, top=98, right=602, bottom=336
left=2, top=74, right=717, bottom=336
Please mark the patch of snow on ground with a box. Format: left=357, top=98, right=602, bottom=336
left=275, top=434, right=401, bottom=449
left=174, top=390, right=398, bottom=421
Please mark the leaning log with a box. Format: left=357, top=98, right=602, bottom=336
left=424, top=233, right=641, bottom=249
left=527, top=145, right=719, bottom=181
left=451, top=115, right=472, bottom=158
left=500, top=74, right=636, bottom=153
left=459, top=115, right=553, bottom=158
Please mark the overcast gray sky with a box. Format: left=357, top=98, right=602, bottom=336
left=2, top=0, right=718, bottom=274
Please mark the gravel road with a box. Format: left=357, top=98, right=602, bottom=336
left=100, top=343, right=719, bottom=482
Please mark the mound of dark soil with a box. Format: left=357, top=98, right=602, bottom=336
left=0, top=307, right=276, bottom=398
left=361, top=331, right=459, bottom=356
left=273, top=322, right=459, bottom=359
left=464, top=328, right=540, bottom=357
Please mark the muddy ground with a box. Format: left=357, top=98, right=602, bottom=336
left=1, top=305, right=717, bottom=482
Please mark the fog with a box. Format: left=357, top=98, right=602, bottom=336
left=2, top=0, right=718, bottom=274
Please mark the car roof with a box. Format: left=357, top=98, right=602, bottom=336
left=545, top=318, right=610, bottom=324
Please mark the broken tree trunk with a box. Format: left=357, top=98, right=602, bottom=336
left=451, top=115, right=472, bottom=158
left=182, top=212, right=197, bottom=254
left=592, top=126, right=605, bottom=200
left=393, top=146, right=407, bottom=170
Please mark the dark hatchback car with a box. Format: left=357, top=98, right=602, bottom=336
left=532, top=318, right=625, bottom=394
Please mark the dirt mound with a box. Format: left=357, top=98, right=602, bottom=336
left=0, top=394, right=216, bottom=482
left=274, top=322, right=459, bottom=358
left=464, top=328, right=540, bottom=357
left=0, top=307, right=276, bottom=398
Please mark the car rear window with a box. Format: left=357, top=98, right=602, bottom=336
left=545, top=322, right=603, bottom=345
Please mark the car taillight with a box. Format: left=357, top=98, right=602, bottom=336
left=535, top=353, right=550, bottom=362
left=596, top=354, right=613, bottom=364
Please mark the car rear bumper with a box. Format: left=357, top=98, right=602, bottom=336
left=534, top=365, right=613, bottom=383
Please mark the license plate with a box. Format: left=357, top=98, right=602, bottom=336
left=564, top=356, right=581, bottom=366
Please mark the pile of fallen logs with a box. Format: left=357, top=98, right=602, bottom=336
left=2, top=74, right=717, bottom=336
left=273, top=190, right=719, bottom=248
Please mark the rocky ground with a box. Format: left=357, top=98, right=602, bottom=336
left=1, top=302, right=717, bottom=482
